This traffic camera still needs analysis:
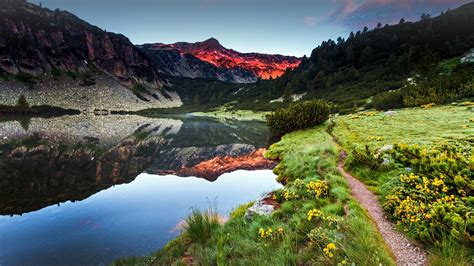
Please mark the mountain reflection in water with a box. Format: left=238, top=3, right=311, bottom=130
left=0, top=115, right=274, bottom=216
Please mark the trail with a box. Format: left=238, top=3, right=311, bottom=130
left=338, top=151, right=428, bottom=266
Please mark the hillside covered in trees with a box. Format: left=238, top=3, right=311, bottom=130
left=229, top=2, right=474, bottom=112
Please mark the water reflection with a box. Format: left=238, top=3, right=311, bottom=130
left=0, top=115, right=273, bottom=215
left=0, top=171, right=282, bottom=266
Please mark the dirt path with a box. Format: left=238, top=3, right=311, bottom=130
left=338, top=151, right=428, bottom=266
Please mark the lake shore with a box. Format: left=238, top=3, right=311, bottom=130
left=115, top=105, right=473, bottom=265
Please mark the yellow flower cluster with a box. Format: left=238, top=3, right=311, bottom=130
left=400, top=173, right=449, bottom=195
left=283, top=190, right=299, bottom=200
left=367, top=136, right=384, bottom=141
left=307, top=208, right=324, bottom=221
left=400, top=173, right=419, bottom=185
left=306, top=180, right=329, bottom=198
left=259, top=228, right=273, bottom=238
left=323, top=243, right=337, bottom=258
left=258, top=227, right=284, bottom=240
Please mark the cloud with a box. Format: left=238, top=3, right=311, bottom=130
left=304, top=16, right=316, bottom=27
left=330, top=0, right=469, bottom=28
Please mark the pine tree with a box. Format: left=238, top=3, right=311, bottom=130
left=359, top=46, right=374, bottom=65
left=193, top=94, right=200, bottom=106
left=345, top=45, right=354, bottom=65
left=17, top=94, right=29, bottom=109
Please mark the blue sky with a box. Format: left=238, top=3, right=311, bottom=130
left=29, top=0, right=469, bottom=56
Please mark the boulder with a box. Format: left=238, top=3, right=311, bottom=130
left=245, top=193, right=279, bottom=220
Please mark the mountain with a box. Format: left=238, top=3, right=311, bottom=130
left=139, top=38, right=301, bottom=82
left=230, top=2, right=474, bottom=112
left=0, top=0, right=181, bottom=111
left=138, top=42, right=257, bottom=83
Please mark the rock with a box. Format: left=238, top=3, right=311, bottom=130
left=461, top=48, right=474, bottom=64
left=376, top=145, right=393, bottom=159
left=245, top=193, right=277, bottom=220
left=384, top=111, right=397, bottom=116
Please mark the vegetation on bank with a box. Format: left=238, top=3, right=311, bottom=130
left=191, top=108, right=269, bottom=121
left=0, top=95, right=80, bottom=116
left=331, top=105, right=474, bottom=265
left=265, top=100, right=330, bottom=135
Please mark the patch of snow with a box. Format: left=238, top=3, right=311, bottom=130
left=270, top=97, right=283, bottom=103
left=292, top=92, right=307, bottom=101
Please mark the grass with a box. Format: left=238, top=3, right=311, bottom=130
left=115, top=125, right=394, bottom=265
left=332, top=105, right=474, bottom=149
left=191, top=106, right=270, bottom=121
left=331, top=105, right=474, bottom=264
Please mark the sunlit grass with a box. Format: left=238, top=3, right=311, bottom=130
left=333, top=105, right=474, bottom=149
left=332, top=105, right=474, bottom=264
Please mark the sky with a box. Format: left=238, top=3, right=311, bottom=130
left=29, top=0, right=470, bottom=57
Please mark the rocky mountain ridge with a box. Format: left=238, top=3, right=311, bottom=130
left=140, top=38, right=301, bottom=82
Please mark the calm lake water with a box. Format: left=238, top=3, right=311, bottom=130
left=0, top=115, right=282, bottom=265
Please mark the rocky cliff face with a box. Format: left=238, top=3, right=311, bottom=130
left=140, top=38, right=301, bottom=82
left=0, top=0, right=166, bottom=90
left=0, top=0, right=182, bottom=109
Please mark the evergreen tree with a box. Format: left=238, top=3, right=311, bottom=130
left=193, top=94, right=200, bottom=106
left=17, top=94, right=29, bottom=109
left=359, top=46, right=374, bottom=65
left=345, top=45, right=354, bottom=65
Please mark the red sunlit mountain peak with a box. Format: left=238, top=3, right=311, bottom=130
left=152, top=38, right=301, bottom=80
left=198, top=38, right=224, bottom=51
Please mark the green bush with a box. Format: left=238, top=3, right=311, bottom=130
left=266, top=100, right=330, bottom=135
left=346, top=145, right=383, bottom=170
left=372, top=90, right=404, bottom=110
left=383, top=144, right=473, bottom=244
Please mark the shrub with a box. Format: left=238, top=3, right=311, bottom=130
left=345, top=145, right=383, bottom=170
left=383, top=144, right=473, bottom=244
left=14, top=72, right=36, bottom=84
left=184, top=208, right=222, bottom=245
left=266, top=100, right=330, bottom=135
left=372, top=90, right=404, bottom=110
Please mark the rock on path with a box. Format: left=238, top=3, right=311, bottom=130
left=338, top=152, right=428, bottom=266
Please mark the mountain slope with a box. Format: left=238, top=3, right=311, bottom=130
left=140, top=38, right=301, bottom=82
left=0, top=0, right=181, bottom=110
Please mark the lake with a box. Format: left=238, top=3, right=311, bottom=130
left=0, top=115, right=282, bottom=265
